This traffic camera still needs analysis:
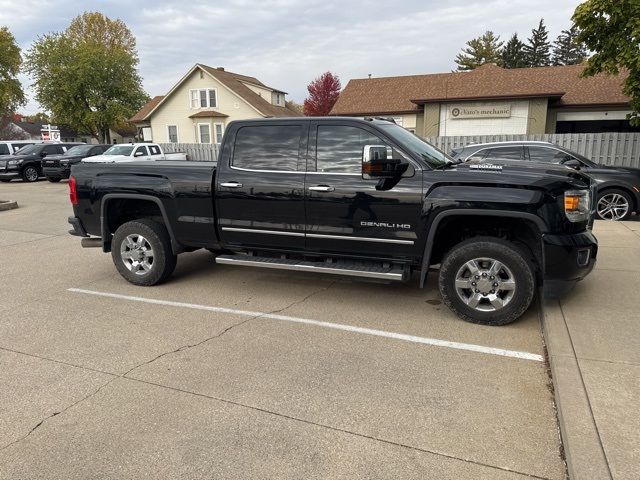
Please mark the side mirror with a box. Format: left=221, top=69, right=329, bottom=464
left=40, top=151, right=47, bottom=157
left=362, top=145, right=407, bottom=179
left=134, top=151, right=144, bottom=157
left=564, top=158, right=581, bottom=169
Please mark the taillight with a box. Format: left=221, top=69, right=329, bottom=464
left=69, top=176, right=78, bottom=205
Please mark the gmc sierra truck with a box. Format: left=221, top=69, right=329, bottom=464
left=68, top=117, right=597, bottom=326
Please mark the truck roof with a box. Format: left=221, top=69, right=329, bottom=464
left=228, top=116, right=398, bottom=126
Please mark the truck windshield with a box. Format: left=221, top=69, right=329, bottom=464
left=104, top=145, right=134, bottom=156
left=379, top=124, right=454, bottom=168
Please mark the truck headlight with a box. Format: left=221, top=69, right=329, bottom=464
left=7, top=160, right=21, bottom=165
left=564, top=189, right=590, bottom=222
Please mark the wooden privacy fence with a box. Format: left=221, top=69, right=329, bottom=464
left=159, top=143, right=219, bottom=162
left=426, top=133, right=640, bottom=168
left=160, top=133, right=640, bottom=168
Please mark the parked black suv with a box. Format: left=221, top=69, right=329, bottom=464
left=0, top=143, right=84, bottom=182
left=451, top=141, right=640, bottom=221
left=68, top=117, right=597, bottom=326
left=42, top=144, right=110, bottom=182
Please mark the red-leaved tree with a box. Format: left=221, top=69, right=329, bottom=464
left=303, top=72, right=341, bottom=116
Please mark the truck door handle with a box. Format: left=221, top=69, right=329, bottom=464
left=309, top=185, right=335, bottom=192
left=220, top=181, right=243, bottom=188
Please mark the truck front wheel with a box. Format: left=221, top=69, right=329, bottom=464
left=111, top=219, right=177, bottom=286
left=438, top=237, right=535, bottom=326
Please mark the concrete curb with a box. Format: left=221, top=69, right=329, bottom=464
left=541, top=299, right=612, bottom=480
left=0, top=200, right=19, bottom=211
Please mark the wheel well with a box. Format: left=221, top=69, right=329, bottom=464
left=105, top=199, right=164, bottom=237
left=597, top=186, right=638, bottom=211
left=429, top=216, right=543, bottom=282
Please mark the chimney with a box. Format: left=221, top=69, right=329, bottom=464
left=216, top=67, right=225, bottom=71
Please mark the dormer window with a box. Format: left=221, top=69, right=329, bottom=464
left=190, top=89, right=217, bottom=109
left=271, top=92, right=285, bottom=106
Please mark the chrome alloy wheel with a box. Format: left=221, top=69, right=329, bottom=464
left=454, top=258, right=516, bottom=312
left=24, top=167, right=38, bottom=182
left=597, top=193, right=629, bottom=221
left=120, top=234, right=154, bottom=275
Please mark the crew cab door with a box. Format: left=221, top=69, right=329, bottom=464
left=215, top=121, right=307, bottom=250
left=305, top=121, right=423, bottom=259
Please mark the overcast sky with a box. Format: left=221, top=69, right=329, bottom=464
left=1, top=0, right=582, bottom=115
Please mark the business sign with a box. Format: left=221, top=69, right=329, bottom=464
left=450, top=104, right=511, bottom=119
left=41, top=124, right=61, bottom=141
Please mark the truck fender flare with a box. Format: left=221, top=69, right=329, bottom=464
left=100, top=193, right=182, bottom=254
left=419, top=209, right=547, bottom=288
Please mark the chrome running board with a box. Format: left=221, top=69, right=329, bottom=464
left=215, top=255, right=407, bottom=281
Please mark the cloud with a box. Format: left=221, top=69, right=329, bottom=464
left=0, top=0, right=580, bottom=114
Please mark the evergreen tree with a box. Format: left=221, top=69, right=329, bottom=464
left=455, top=31, right=503, bottom=71
left=524, top=19, right=551, bottom=67
left=552, top=25, right=588, bottom=65
left=502, top=33, right=528, bottom=69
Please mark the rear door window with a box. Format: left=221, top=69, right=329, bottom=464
left=148, top=145, right=162, bottom=156
left=232, top=125, right=301, bottom=171
left=528, top=146, right=568, bottom=163
left=0, top=144, right=9, bottom=155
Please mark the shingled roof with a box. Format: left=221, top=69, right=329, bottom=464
left=330, top=64, right=630, bottom=116
left=130, top=96, right=164, bottom=123
left=130, top=65, right=300, bottom=123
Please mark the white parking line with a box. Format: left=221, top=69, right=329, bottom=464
left=68, top=288, right=544, bottom=362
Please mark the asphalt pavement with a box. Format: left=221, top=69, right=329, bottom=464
left=1, top=180, right=567, bottom=479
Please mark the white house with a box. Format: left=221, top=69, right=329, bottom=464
left=130, top=64, right=300, bottom=144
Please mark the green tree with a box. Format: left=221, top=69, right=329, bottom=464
left=573, top=0, right=640, bottom=125
left=0, top=26, right=25, bottom=116
left=25, top=12, right=148, bottom=143
left=502, top=34, right=528, bottom=69
left=552, top=25, right=587, bottom=65
left=455, top=31, right=504, bottom=71
left=524, top=19, right=551, bottom=67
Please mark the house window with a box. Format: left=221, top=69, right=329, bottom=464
left=167, top=125, right=178, bottom=143
left=198, top=124, right=211, bottom=144
left=214, top=123, right=224, bottom=144
left=271, top=92, right=284, bottom=106
left=190, top=89, right=217, bottom=109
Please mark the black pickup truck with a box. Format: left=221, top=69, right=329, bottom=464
left=68, top=117, right=597, bottom=325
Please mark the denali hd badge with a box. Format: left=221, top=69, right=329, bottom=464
left=469, top=163, right=503, bottom=171
left=361, top=221, right=411, bottom=229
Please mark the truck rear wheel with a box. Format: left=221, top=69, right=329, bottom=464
left=111, top=219, right=177, bottom=286
left=438, top=237, right=535, bottom=326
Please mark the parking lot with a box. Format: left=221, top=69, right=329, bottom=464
left=1, top=181, right=566, bottom=479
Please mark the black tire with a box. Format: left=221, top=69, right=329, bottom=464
left=21, top=166, right=40, bottom=182
left=46, top=177, right=61, bottom=183
left=111, top=219, right=177, bottom=286
left=439, top=236, right=535, bottom=326
left=596, top=188, right=633, bottom=221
